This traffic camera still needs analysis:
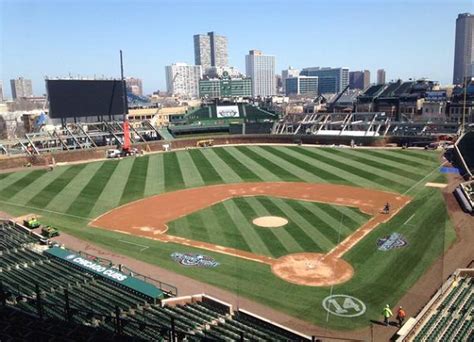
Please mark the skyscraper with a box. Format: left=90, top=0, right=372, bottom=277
left=377, top=69, right=386, bottom=85
left=282, top=67, right=300, bottom=93
left=165, top=63, right=202, bottom=98
left=245, top=50, right=276, bottom=97
left=10, top=77, right=33, bottom=99
left=0, top=81, right=4, bottom=102
left=194, top=32, right=228, bottom=69
left=300, top=67, right=349, bottom=93
left=453, top=13, right=474, bottom=84
left=125, top=77, right=143, bottom=96
left=349, top=70, right=370, bottom=90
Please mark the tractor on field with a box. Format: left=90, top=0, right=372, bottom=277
left=41, top=226, right=60, bottom=238
left=23, top=216, right=40, bottom=229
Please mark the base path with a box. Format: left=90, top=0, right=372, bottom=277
left=91, top=182, right=410, bottom=286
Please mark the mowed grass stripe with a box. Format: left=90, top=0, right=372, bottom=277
left=284, top=146, right=388, bottom=190
left=298, top=201, right=354, bottom=237
left=10, top=168, right=69, bottom=205
left=144, top=153, right=165, bottom=197
left=0, top=170, right=47, bottom=199
left=327, top=148, right=423, bottom=181
left=163, top=153, right=185, bottom=192
left=213, top=148, right=262, bottom=181
left=234, top=197, right=289, bottom=257
left=187, top=149, right=223, bottom=185
left=66, top=161, right=119, bottom=217
left=222, top=199, right=273, bottom=257
left=244, top=197, right=303, bottom=254
left=210, top=202, right=252, bottom=251
left=290, top=147, right=399, bottom=191
left=247, top=146, right=325, bottom=183
left=199, top=148, right=242, bottom=184
left=389, top=149, right=440, bottom=165
left=259, top=145, right=348, bottom=184
left=198, top=205, right=231, bottom=247
left=257, top=197, right=332, bottom=252
left=89, top=158, right=135, bottom=217
left=176, top=151, right=205, bottom=188
left=344, top=149, right=427, bottom=176
left=357, top=149, right=434, bottom=169
left=27, top=164, right=87, bottom=209
left=0, top=172, right=31, bottom=192
left=328, top=204, right=371, bottom=227
left=185, top=210, right=211, bottom=242
left=224, top=147, right=281, bottom=182
left=312, top=202, right=365, bottom=231
left=46, top=162, right=105, bottom=214
left=314, top=148, right=408, bottom=190
left=236, top=146, right=304, bottom=182
left=120, top=157, right=149, bottom=205
left=289, top=200, right=347, bottom=245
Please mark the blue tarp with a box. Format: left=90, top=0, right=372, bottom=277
left=439, top=167, right=460, bottom=174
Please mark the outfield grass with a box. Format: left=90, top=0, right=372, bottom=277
left=167, top=196, right=370, bottom=258
left=0, top=146, right=455, bottom=330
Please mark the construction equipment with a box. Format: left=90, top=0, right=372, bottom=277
left=41, top=226, right=59, bottom=238
left=196, top=139, right=214, bottom=147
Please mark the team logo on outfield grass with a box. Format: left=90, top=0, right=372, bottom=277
left=377, top=233, right=408, bottom=251
left=171, top=252, right=220, bottom=268
left=322, top=295, right=366, bottom=317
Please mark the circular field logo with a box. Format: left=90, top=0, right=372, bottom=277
left=322, top=295, right=366, bottom=317
left=171, top=252, right=220, bottom=268
left=377, top=233, right=408, bottom=251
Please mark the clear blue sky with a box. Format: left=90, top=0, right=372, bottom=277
left=1, top=0, right=472, bottom=96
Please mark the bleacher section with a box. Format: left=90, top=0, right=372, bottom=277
left=0, top=220, right=311, bottom=341
left=398, top=269, right=474, bottom=341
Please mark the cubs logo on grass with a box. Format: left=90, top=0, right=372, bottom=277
left=377, top=233, right=408, bottom=251
left=171, top=252, right=220, bottom=268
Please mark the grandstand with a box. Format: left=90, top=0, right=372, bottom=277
left=0, top=220, right=311, bottom=341
left=396, top=268, right=474, bottom=341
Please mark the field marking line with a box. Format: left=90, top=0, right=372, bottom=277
left=403, top=162, right=447, bottom=196
left=0, top=199, right=91, bottom=221
left=404, top=213, right=416, bottom=225
left=117, top=239, right=149, bottom=252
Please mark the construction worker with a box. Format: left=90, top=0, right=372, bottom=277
left=397, top=306, right=406, bottom=327
left=382, top=304, right=393, bottom=326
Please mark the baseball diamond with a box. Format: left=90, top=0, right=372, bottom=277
left=0, top=145, right=456, bottom=332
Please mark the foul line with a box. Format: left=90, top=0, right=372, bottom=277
left=0, top=199, right=91, bottom=221
left=403, top=162, right=446, bottom=196
left=117, top=239, right=149, bottom=252
left=404, top=213, right=416, bottom=225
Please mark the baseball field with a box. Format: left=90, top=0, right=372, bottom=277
left=0, top=145, right=456, bottom=331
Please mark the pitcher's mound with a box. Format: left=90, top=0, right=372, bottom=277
left=253, top=216, right=288, bottom=228
left=271, top=253, right=354, bottom=286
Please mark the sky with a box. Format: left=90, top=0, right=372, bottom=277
left=1, top=0, right=473, bottom=97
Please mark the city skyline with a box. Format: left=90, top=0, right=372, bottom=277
left=1, top=0, right=471, bottom=97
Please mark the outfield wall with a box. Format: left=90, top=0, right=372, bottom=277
left=0, top=134, right=437, bottom=171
